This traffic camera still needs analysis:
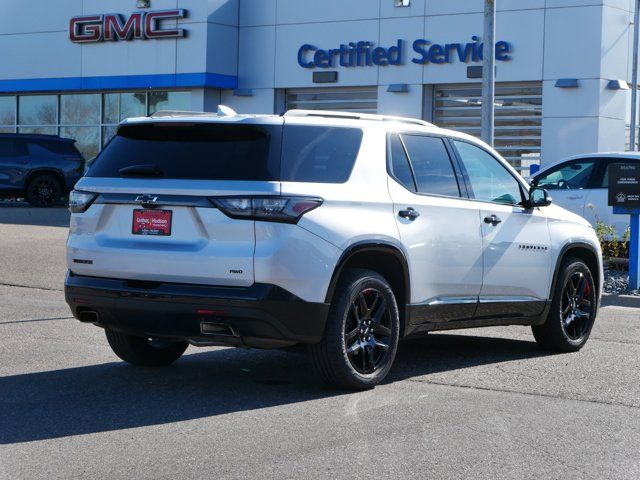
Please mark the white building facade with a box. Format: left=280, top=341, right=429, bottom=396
left=0, top=0, right=636, bottom=172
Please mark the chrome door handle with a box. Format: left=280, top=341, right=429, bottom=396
left=484, top=214, right=502, bottom=226
left=568, top=196, right=583, bottom=200
left=399, top=207, right=420, bottom=220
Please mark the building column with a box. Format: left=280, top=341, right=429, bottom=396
left=540, top=4, right=631, bottom=166
left=190, top=88, right=221, bottom=113
left=377, top=85, right=424, bottom=119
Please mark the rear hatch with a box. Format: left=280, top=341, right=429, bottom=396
left=68, top=118, right=282, bottom=286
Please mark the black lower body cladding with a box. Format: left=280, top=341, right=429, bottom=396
left=64, top=272, right=329, bottom=348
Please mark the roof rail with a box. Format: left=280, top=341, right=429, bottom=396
left=149, top=110, right=214, bottom=118
left=149, top=105, right=238, bottom=119
left=283, top=109, right=435, bottom=128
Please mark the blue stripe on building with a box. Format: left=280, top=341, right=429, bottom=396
left=0, top=72, right=238, bottom=94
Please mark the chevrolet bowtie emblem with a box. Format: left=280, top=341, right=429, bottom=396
left=135, top=194, right=159, bottom=204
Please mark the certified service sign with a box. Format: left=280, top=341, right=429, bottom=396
left=608, top=163, right=640, bottom=208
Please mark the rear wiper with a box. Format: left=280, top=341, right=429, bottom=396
left=118, top=164, right=164, bottom=177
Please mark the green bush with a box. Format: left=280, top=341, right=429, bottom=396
left=588, top=204, right=630, bottom=269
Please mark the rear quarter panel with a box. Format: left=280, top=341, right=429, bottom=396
left=277, top=123, right=404, bottom=302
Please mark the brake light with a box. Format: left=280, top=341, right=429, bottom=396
left=68, top=190, right=98, bottom=213
left=210, top=196, right=323, bottom=224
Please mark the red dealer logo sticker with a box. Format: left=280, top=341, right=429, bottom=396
left=69, top=10, right=186, bottom=43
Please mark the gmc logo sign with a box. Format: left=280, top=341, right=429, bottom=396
left=69, top=9, right=186, bottom=43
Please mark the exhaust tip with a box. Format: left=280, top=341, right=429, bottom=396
left=78, top=310, right=99, bottom=323
left=200, top=322, right=238, bottom=337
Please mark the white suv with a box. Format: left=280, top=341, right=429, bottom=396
left=65, top=108, right=603, bottom=390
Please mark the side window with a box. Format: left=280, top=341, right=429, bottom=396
left=601, top=163, right=609, bottom=188
left=388, top=134, right=416, bottom=191
left=401, top=135, right=460, bottom=197
left=0, top=139, right=27, bottom=158
left=453, top=140, right=523, bottom=205
left=534, top=160, right=596, bottom=190
left=281, top=126, right=363, bottom=183
left=34, top=140, right=79, bottom=156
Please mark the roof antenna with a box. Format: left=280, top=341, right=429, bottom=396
left=217, top=105, right=237, bottom=117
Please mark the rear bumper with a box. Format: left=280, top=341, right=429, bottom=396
left=64, top=272, right=329, bottom=348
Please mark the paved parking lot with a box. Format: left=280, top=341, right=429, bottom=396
left=0, top=207, right=639, bottom=479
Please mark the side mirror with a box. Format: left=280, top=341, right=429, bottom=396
left=526, top=187, right=552, bottom=208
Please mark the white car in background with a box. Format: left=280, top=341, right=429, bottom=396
left=530, top=153, right=640, bottom=237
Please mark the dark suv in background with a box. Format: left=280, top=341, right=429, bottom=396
left=0, top=133, right=84, bottom=207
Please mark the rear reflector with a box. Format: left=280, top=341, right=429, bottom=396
left=196, top=309, right=226, bottom=316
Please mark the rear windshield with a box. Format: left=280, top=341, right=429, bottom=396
left=86, top=123, right=363, bottom=183
left=88, top=124, right=280, bottom=181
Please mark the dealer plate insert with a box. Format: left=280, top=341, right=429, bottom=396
left=132, top=209, right=172, bottom=236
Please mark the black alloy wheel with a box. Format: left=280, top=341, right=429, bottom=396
left=309, top=268, right=400, bottom=390
left=105, top=329, right=189, bottom=366
left=559, top=270, right=594, bottom=342
left=532, top=257, right=597, bottom=352
left=344, top=287, right=393, bottom=374
left=26, top=174, right=62, bottom=207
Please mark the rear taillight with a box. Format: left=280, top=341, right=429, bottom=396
left=68, top=190, right=97, bottom=213
left=210, top=196, right=323, bottom=224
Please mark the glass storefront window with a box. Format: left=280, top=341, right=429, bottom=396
left=102, top=125, right=118, bottom=146
left=148, top=91, right=190, bottom=115
left=61, top=126, right=99, bottom=161
left=104, top=93, right=146, bottom=123
left=103, top=94, right=119, bottom=124
left=12, top=90, right=190, bottom=159
left=61, top=94, right=100, bottom=125
left=0, top=96, right=16, bottom=126
left=18, top=95, right=57, bottom=125
left=121, top=92, right=146, bottom=120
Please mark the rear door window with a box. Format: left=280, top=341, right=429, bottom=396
left=401, top=135, right=460, bottom=197
left=280, top=126, right=362, bottom=183
left=87, top=123, right=282, bottom=181
left=32, top=139, right=81, bottom=156
left=0, top=138, right=28, bottom=158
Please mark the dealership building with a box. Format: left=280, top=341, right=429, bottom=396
left=0, top=0, right=636, bottom=172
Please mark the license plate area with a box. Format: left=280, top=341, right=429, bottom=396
left=132, top=209, right=172, bottom=236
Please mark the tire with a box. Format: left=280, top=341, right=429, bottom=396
left=309, top=268, right=400, bottom=390
left=25, top=173, right=62, bottom=207
left=105, top=329, right=188, bottom=366
left=532, top=257, right=597, bottom=352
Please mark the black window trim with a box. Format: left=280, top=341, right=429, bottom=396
left=385, top=131, right=469, bottom=200
left=386, top=132, right=418, bottom=192
left=448, top=137, right=528, bottom=207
